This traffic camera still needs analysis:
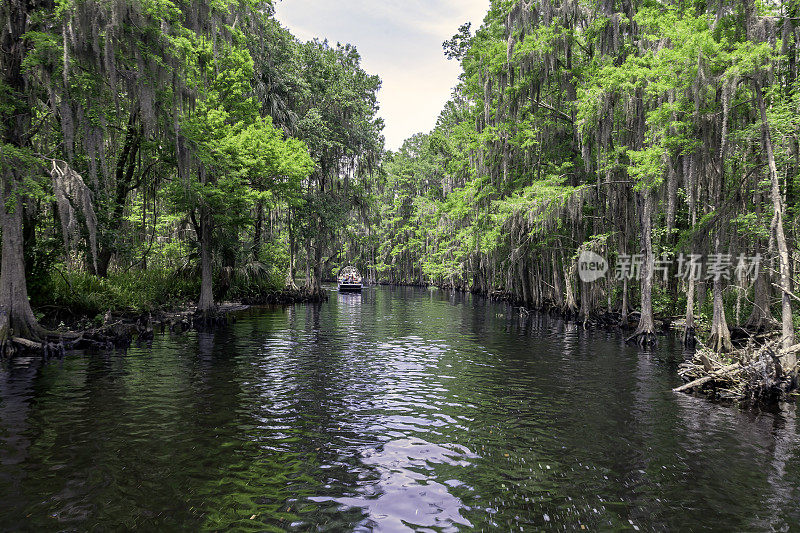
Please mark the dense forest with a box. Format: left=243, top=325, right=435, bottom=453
left=0, top=0, right=382, bottom=343
left=349, top=0, right=800, bottom=370
left=1, top=0, right=799, bottom=378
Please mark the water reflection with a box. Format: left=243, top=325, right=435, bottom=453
left=0, top=287, right=799, bottom=530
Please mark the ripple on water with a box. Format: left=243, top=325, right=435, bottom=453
left=0, top=289, right=799, bottom=531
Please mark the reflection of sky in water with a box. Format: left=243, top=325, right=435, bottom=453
left=1, top=287, right=800, bottom=530
left=312, top=437, right=476, bottom=530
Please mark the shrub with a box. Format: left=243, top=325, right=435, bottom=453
left=46, top=268, right=200, bottom=316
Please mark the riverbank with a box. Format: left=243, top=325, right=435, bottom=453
left=34, top=268, right=326, bottom=327
left=3, top=285, right=328, bottom=358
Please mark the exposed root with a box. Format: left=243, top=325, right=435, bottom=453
left=2, top=286, right=332, bottom=360
left=707, top=329, right=733, bottom=354
left=192, top=309, right=228, bottom=331
left=2, top=305, right=248, bottom=358
left=561, top=303, right=579, bottom=320
left=626, top=329, right=658, bottom=347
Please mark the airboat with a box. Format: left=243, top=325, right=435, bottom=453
left=338, top=266, right=363, bottom=292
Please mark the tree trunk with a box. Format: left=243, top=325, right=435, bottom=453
left=708, top=237, right=733, bottom=353
left=580, top=281, right=592, bottom=325
left=745, top=189, right=774, bottom=333
left=0, top=179, right=44, bottom=343
left=684, top=277, right=696, bottom=347
left=198, top=206, right=215, bottom=313
left=708, top=276, right=733, bottom=352
left=0, top=0, right=48, bottom=346
left=253, top=199, right=264, bottom=259
left=745, top=269, right=775, bottom=333
left=312, top=235, right=323, bottom=292
left=95, top=246, right=116, bottom=278
left=709, top=123, right=733, bottom=353
left=628, top=190, right=657, bottom=346
left=546, top=253, right=558, bottom=310
left=285, top=214, right=298, bottom=290
left=618, top=230, right=630, bottom=327
left=754, top=79, right=795, bottom=364
left=22, top=201, right=37, bottom=277
left=684, top=158, right=698, bottom=347
left=304, top=241, right=312, bottom=289
left=97, top=111, right=142, bottom=278
left=696, top=280, right=706, bottom=315
left=518, top=257, right=531, bottom=306
left=621, top=277, right=629, bottom=326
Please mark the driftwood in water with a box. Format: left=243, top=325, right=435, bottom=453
left=673, top=362, right=741, bottom=393
left=675, top=335, right=799, bottom=403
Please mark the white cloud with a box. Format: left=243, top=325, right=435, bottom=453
left=274, top=0, right=489, bottom=150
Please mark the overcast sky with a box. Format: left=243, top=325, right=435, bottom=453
left=273, top=0, right=489, bottom=151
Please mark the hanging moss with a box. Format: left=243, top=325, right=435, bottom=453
left=51, top=160, right=99, bottom=272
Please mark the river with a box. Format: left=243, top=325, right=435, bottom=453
left=1, top=286, right=799, bottom=530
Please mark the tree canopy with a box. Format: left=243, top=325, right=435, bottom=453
left=1, top=0, right=799, bottom=366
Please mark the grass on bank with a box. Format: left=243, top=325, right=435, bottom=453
left=36, top=266, right=283, bottom=324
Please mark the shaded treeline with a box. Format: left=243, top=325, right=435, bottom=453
left=0, top=0, right=383, bottom=347
left=350, top=0, right=799, bottom=370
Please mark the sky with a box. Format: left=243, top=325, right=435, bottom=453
left=273, top=0, right=490, bottom=151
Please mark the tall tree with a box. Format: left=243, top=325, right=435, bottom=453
left=0, top=0, right=53, bottom=344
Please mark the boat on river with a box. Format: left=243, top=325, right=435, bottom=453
left=338, top=266, right=363, bottom=292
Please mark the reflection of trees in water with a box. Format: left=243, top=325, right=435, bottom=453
left=1, top=355, right=135, bottom=527
left=194, top=301, right=374, bottom=530
left=748, top=404, right=799, bottom=529
left=0, top=361, right=38, bottom=523
left=333, top=289, right=476, bottom=529
left=291, top=300, right=382, bottom=528
left=176, top=320, right=326, bottom=531
left=3, top=290, right=800, bottom=530
left=362, top=288, right=568, bottom=529
left=1, top=350, right=198, bottom=528
left=452, top=305, right=610, bottom=528
left=672, top=393, right=800, bottom=529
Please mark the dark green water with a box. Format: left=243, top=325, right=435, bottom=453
left=1, top=287, right=799, bottom=531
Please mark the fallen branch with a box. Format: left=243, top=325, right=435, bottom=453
left=674, top=336, right=799, bottom=403
left=11, top=337, right=41, bottom=350
left=771, top=283, right=800, bottom=305
left=673, top=362, right=741, bottom=393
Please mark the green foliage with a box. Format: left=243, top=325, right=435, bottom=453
left=48, top=269, right=200, bottom=316
left=6, top=0, right=800, bottom=342
left=342, top=0, right=800, bottom=345
left=25, top=236, right=62, bottom=305
left=443, top=22, right=473, bottom=61
left=1, top=0, right=378, bottom=320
